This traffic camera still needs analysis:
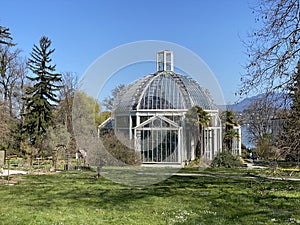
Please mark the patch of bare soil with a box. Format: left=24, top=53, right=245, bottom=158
left=0, top=176, right=26, bottom=185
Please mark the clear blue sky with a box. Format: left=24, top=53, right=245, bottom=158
left=1, top=0, right=256, bottom=104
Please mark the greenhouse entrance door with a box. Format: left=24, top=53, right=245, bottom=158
left=135, top=116, right=181, bottom=164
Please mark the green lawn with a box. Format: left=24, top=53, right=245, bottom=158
left=0, top=168, right=300, bottom=225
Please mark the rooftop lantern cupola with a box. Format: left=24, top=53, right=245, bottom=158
left=157, top=50, right=174, bottom=72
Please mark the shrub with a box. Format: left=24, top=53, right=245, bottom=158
left=211, top=150, right=242, bottom=168
left=185, top=157, right=201, bottom=168
left=100, top=130, right=141, bottom=166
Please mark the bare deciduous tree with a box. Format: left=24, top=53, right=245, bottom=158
left=0, top=103, right=11, bottom=149
left=276, top=62, right=300, bottom=162
left=0, top=46, right=27, bottom=154
left=57, top=72, right=78, bottom=130
left=56, top=72, right=79, bottom=155
left=0, top=46, right=27, bottom=116
left=102, top=84, right=127, bottom=111
left=241, top=0, right=300, bottom=96
left=241, top=95, right=278, bottom=143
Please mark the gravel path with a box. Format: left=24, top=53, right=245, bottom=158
left=1, top=169, right=27, bottom=176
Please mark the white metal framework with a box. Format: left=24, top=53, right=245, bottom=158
left=157, top=50, right=174, bottom=72
left=231, top=125, right=242, bottom=156
left=113, top=51, right=223, bottom=166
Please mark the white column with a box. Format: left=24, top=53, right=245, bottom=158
left=178, top=128, right=182, bottom=164
left=129, top=116, right=132, bottom=140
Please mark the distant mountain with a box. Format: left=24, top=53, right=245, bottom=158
left=218, top=95, right=258, bottom=111
left=218, top=93, right=289, bottom=112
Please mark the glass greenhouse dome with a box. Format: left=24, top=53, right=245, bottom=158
left=113, top=51, right=223, bottom=166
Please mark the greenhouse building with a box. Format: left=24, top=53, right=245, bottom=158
left=110, top=51, right=226, bottom=166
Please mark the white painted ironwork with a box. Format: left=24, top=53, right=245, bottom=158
left=111, top=51, right=231, bottom=166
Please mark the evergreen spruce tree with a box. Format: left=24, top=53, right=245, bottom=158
left=23, top=36, right=62, bottom=145
left=0, top=25, right=15, bottom=47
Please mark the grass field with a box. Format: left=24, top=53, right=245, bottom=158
left=0, top=168, right=300, bottom=225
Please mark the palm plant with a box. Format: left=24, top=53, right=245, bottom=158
left=222, top=111, right=239, bottom=151
left=186, top=106, right=210, bottom=157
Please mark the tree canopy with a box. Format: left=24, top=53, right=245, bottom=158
left=241, top=0, right=300, bottom=96
left=0, top=25, right=26, bottom=154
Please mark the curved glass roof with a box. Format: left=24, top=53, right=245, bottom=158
left=115, top=71, right=217, bottom=113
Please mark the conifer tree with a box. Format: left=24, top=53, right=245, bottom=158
left=0, top=25, right=15, bottom=47
left=23, top=36, right=62, bottom=145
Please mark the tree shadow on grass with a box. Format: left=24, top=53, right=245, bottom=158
left=6, top=170, right=300, bottom=224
